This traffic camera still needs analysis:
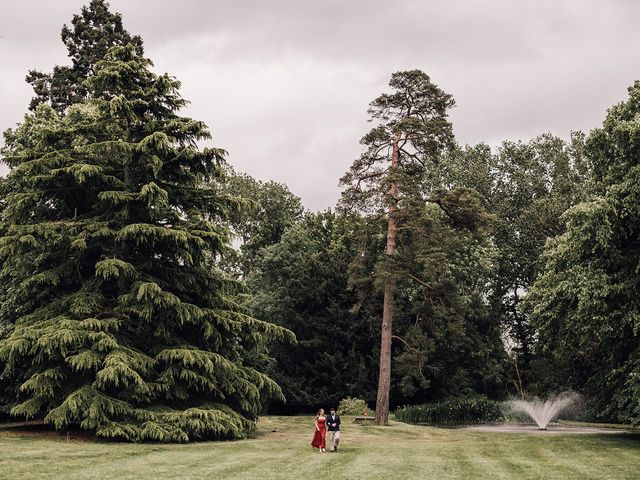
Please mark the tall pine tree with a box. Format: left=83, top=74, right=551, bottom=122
left=0, top=43, right=292, bottom=442
left=340, top=71, right=491, bottom=424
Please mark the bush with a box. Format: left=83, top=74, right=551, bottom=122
left=338, top=397, right=370, bottom=416
left=395, top=396, right=503, bottom=425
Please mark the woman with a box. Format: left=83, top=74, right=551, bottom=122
left=310, top=408, right=327, bottom=452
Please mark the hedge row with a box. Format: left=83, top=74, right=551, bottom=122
left=395, top=396, right=503, bottom=425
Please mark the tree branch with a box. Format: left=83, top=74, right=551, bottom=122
left=424, top=196, right=455, bottom=220
left=392, top=335, right=420, bottom=352
left=407, top=273, right=432, bottom=290
left=399, top=147, right=425, bottom=167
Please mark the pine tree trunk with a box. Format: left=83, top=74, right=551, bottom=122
left=375, top=134, right=400, bottom=426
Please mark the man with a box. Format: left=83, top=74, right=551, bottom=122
left=326, top=407, right=341, bottom=452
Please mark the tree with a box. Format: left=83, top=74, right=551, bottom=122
left=247, top=211, right=378, bottom=411
left=489, top=134, right=587, bottom=375
left=427, top=137, right=589, bottom=396
left=526, top=81, right=640, bottom=423
left=340, top=70, right=459, bottom=424
left=0, top=176, right=6, bottom=212
left=345, top=181, right=504, bottom=407
left=0, top=44, right=292, bottom=442
left=26, top=0, right=143, bottom=113
left=221, top=170, right=304, bottom=277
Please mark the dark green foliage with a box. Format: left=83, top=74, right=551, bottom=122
left=426, top=136, right=589, bottom=396
left=0, top=176, right=6, bottom=215
left=488, top=135, right=588, bottom=376
left=0, top=175, right=22, bottom=420
left=0, top=44, right=292, bottom=442
left=340, top=69, right=456, bottom=215
left=395, top=396, right=503, bottom=425
left=526, top=82, right=640, bottom=424
left=26, top=0, right=143, bottom=113
left=247, top=212, right=378, bottom=411
left=350, top=198, right=507, bottom=405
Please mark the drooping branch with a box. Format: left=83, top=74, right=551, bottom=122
left=392, top=335, right=419, bottom=352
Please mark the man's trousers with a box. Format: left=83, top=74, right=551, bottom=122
left=328, top=430, right=340, bottom=450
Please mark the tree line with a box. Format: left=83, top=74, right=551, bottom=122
left=1, top=0, right=639, bottom=440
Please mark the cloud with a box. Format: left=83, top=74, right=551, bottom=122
left=2, top=0, right=640, bottom=209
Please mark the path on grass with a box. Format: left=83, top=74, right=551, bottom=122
left=466, top=424, right=631, bottom=434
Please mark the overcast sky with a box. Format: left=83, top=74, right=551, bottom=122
left=1, top=0, right=639, bottom=210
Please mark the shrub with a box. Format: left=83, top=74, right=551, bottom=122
left=338, top=397, right=370, bottom=416
left=395, top=396, right=503, bottom=425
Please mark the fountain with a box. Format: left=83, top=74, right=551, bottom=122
left=507, top=392, right=579, bottom=430
left=466, top=391, right=628, bottom=434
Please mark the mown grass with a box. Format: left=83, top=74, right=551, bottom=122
left=1, top=416, right=639, bottom=479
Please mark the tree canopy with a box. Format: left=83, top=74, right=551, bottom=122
left=4, top=0, right=638, bottom=435
left=0, top=43, right=292, bottom=442
left=339, top=70, right=500, bottom=423
left=26, top=0, right=144, bottom=113
left=220, top=171, right=304, bottom=277
left=526, top=82, right=640, bottom=424
left=247, top=211, right=377, bottom=411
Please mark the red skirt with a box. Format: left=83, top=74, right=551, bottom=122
left=311, top=429, right=326, bottom=449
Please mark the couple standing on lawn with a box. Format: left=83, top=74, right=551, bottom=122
left=311, top=407, right=340, bottom=453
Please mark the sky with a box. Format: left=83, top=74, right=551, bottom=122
left=1, top=0, right=640, bottom=211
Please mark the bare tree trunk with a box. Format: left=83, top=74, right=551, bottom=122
left=375, top=134, right=400, bottom=425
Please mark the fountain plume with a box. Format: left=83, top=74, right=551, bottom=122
left=507, top=392, right=580, bottom=430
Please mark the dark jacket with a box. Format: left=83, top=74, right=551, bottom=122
left=327, top=413, right=341, bottom=431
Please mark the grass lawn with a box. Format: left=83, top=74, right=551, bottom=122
left=1, top=416, right=639, bottom=480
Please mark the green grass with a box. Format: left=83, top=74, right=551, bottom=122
left=1, top=416, right=639, bottom=479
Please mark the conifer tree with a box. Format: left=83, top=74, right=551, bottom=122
left=340, top=71, right=490, bottom=424
left=0, top=44, right=292, bottom=442
left=26, top=0, right=143, bottom=113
